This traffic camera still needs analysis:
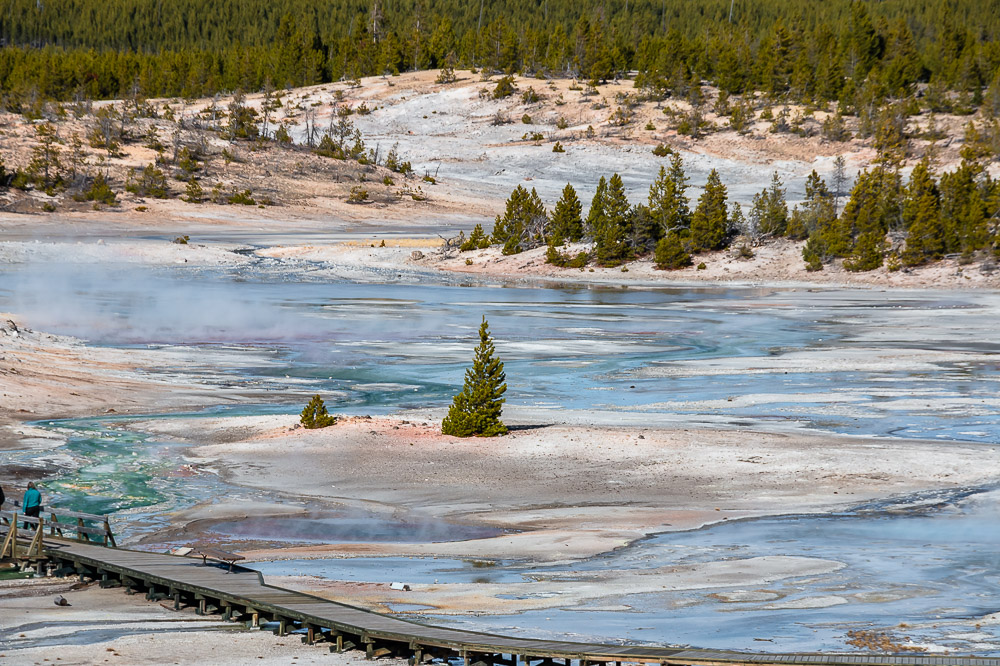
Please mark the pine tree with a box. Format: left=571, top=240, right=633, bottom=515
left=787, top=170, right=834, bottom=240
left=491, top=185, right=547, bottom=255
left=26, top=123, right=63, bottom=190
left=461, top=223, right=490, bottom=251
left=654, top=231, right=692, bottom=269
left=648, top=155, right=690, bottom=236
left=940, top=161, right=989, bottom=256
left=593, top=173, right=632, bottom=266
left=690, top=169, right=730, bottom=252
left=754, top=172, right=788, bottom=236
left=301, top=395, right=337, bottom=429
left=441, top=317, right=507, bottom=437
left=585, top=176, right=608, bottom=239
left=183, top=177, right=204, bottom=203
left=843, top=231, right=886, bottom=272
left=802, top=235, right=825, bottom=271
left=550, top=183, right=584, bottom=241
left=901, top=159, right=942, bottom=266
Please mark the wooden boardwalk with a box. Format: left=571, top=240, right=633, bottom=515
left=37, top=538, right=1000, bottom=666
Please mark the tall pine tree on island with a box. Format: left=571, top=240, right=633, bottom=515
left=441, top=317, right=508, bottom=437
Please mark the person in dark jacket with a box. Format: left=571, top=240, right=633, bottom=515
left=22, top=482, right=41, bottom=527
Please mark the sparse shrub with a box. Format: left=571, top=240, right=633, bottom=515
left=552, top=141, right=565, bottom=153
left=182, top=177, right=203, bottom=203
left=173, top=235, right=189, bottom=244
left=176, top=147, right=201, bottom=177
left=652, top=143, right=673, bottom=157
left=461, top=224, right=491, bottom=251
left=385, top=143, right=412, bottom=174
left=522, top=114, right=532, bottom=124
left=274, top=124, right=292, bottom=144
left=181, top=176, right=205, bottom=203
left=126, top=163, right=169, bottom=198
left=645, top=121, right=655, bottom=131
left=556, top=116, right=568, bottom=129
left=382, top=175, right=394, bottom=185
left=697, top=262, right=707, bottom=270
left=77, top=172, right=117, bottom=205
left=887, top=253, right=901, bottom=272
left=465, top=258, right=473, bottom=265
left=347, top=186, right=368, bottom=203
left=520, top=87, right=539, bottom=104
left=42, top=201, right=56, bottom=212
left=436, top=63, right=457, bottom=84
left=822, top=111, right=851, bottom=142
left=608, top=106, right=632, bottom=126
left=227, top=188, right=256, bottom=205
left=135, top=205, right=148, bottom=212
left=422, top=173, right=437, bottom=184
left=492, top=75, right=516, bottom=100
left=300, top=395, right=337, bottom=429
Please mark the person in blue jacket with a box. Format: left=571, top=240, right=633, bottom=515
left=22, top=482, right=41, bottom=527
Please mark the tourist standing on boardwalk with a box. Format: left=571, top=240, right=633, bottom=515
left=23, top=482, right=41, bottom=525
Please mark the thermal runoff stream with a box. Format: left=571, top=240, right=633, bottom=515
left=3, top=250, right=1000, bottom=653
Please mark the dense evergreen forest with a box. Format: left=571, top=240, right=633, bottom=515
left=0, top=0, right=999, bottom=103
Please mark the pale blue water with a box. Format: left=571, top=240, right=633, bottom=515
left=256, top=487, right=1000, bottom=653
left=2, top=260, right=998, bottom=441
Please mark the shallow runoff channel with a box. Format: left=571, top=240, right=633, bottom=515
left=3, top=252, right=1000, bottom=653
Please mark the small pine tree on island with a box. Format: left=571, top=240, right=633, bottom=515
left=441, top=317, right=508, bottom=437
left=301, top=394, right=337, bottom=429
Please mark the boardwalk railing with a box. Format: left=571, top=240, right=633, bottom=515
left=1, top=504, right=115, bottom=561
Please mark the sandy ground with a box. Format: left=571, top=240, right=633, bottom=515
left=138, top=414, right=1000, bottom=560
left=0, top=577, right=406, bottom=666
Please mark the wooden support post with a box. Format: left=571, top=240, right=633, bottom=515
left=408, top=643, right=423, bottom=666
left=173, top=591, right=181, bottom=611
left=76, top=518, right=85, bottom=542
left=1, top=517, right=17, bottom=560
left=28, top=518, right=44, bottom=558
